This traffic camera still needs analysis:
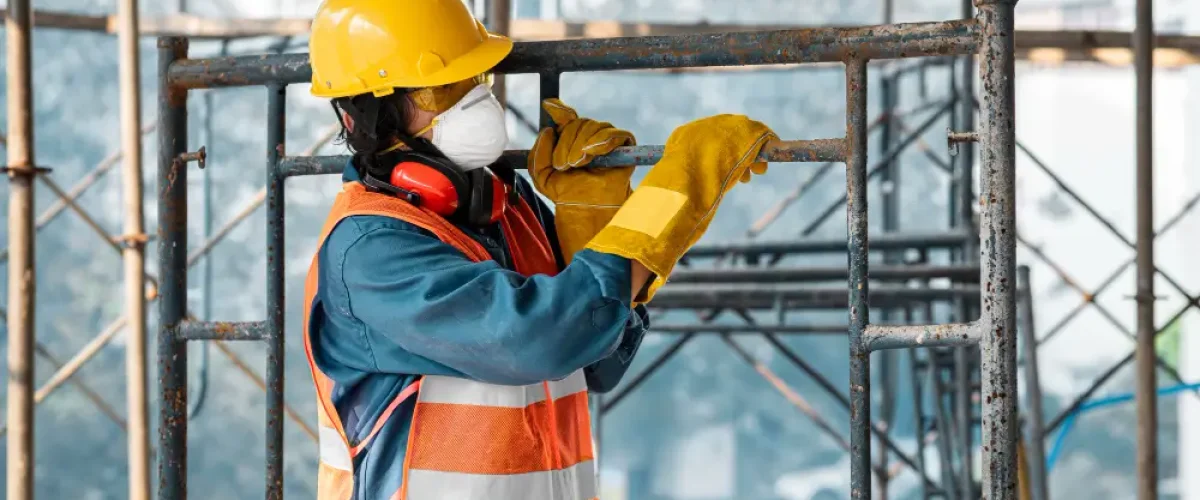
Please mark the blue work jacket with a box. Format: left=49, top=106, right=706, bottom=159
left=307, top=164, right=649, bottom=499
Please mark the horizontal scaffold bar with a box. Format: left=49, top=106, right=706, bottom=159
left=861, top=322, right=981, bottom=351
left=686, top=231, right=975, bottom=256
left=278, top=138, right=846, bottom=177
left=165, top=19, right=979, bottom=89
left=176, top=320, right=267, bottom=341
left=645, top=323, right=943, bottom=335
left=648, top=284, right=978, bottom=310
left=669, top=264, right=980, bottom=283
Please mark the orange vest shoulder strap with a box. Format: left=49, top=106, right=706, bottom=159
left=333, top=182, right=492, bottom=262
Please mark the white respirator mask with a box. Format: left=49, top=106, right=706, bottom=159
left=420, top=84, right=509, bottom=170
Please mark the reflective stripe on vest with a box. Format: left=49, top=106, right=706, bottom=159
left=304, top=182, right=595, bottom=500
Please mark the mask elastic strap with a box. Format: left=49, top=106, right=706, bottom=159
left=412, top=118, right=437, bottom=139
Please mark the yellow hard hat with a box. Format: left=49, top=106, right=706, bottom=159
left=309, top=0, right=513, bottom=99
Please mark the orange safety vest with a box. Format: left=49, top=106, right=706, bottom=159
left=303, top=182, right=598, bottom=500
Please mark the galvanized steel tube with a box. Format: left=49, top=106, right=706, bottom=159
left=686, top=231, right=972, bottom=257
left=976, top=1, right=1019, bottom=497
left=844, top=57, right=871, bottom=500
left=277, top=138, right=847, bottom=177
left=667, top=264, right=980, bottom=284
left=157, top=36, right=190, bottom=500
left=118, top=0, right=151, bottom=498
left=862, top=323, right=981, bottom=352
left=5, top=0, right=36, bottom=496
left=955, top=3, right=980, bottom=493
left=1133, top=0, right=1157, bottom=496
left=166, top=20, right=978, bottom=89
left=1018, top=266, right=1051, bottom=500
left=265, top=84, right=287, bottom=500
left=908, top=350, right=933, bottom=499
left=487, top=0, right=510, bottom=107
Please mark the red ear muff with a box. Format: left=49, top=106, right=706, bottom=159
left=379, top=150, right=508, bottom=225
left=390, top=161, right=460, bottom=216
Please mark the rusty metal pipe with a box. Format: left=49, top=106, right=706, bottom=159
left=264, top=84, right=288, bottom=500
left=157, top=36, right=190, bottom=500
left=976, top=1, right=1020, bottom=498
left=177, top=320, right=271, bottom=341
left=5, top=0, right=36, bottom=496
left=844, top=57, right=871, bottom=500
left=668, top=264, right=980, bottom=283
left=863, top=322, right=981, bottom=351
left=686, top=231, right=973, bottom=257
left=277, top=138, right=847, bottom=177
left=167, top=19, right=979, bottom=89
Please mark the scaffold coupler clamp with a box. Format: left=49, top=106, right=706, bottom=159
left=174, top=146, right=207, bottom=170
left=1, top=163, right=52, bottom=175
left=946, top=128, right=979, bottom=157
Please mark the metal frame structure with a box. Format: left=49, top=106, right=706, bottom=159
left=2, top=1, right=1186, bottom=499
left=152, top=3, right=1019, bottom=500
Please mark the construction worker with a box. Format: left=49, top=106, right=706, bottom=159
left=303, top=1, right=778, bottom=498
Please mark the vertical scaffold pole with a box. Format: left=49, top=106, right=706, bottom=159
left=489, top=0, right=511, bottom=107
left=976, top=1, right=1019, bottom=498
left=118, top=0, right=151, bottom=498
left=1133, top=0, right=1157, bottom=496
left=1018, top=265, right=1050, bottom=500
left=955, top=0, right=980, bottom=495
left=5, top=0, right=36, bottom=497
left=845, top=57, right=871, bottom=500
left=265, top=84, right=288, bottom=500
left=157, top=36, right=190, bottom=500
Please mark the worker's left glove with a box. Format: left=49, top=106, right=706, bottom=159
left=528, top=98, right=637, bottom=264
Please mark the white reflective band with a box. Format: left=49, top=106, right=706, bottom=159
left=405, top=459, right=597, bottom=500
left=417, top=371, right=587, bottom=407
left=318, top=425, right=353, bottom=472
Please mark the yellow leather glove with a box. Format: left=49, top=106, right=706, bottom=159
left=528, top=99, right=636, bottom=263
left=585, top=114, right=777, bottom=303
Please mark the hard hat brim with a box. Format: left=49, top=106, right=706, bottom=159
left=311, top=34, right=514, bottom=99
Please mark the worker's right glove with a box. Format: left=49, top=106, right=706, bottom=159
left=585, top=114, right=777, bottom=303
left=528, top=99, right=636, bottom=264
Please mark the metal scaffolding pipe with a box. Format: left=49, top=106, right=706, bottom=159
left=668, top=264, right=980, bottom=283
left=277, top=138, right=847, bottom=177
left=5, top=0, right=37, bottom=496
left=177, top=320, right=268, bottom=342
left=1133, top=0, right=1157, bottom=496
left=954, top=0, right=978, bottom=493
left=862, top=322, right=980, bottom=351
left=157, top=36, right=190, bottom=499
left=487, top=0, right=510, bottom=108
left=844, top=57, right=872, bottom=500
left=166, top=19, right=979, bottom=89
left=976, top=1, right=1020, bottom=497
left=649, top=324, right=851, bottom=334
left=646, top=284, right=979, bottom=310
left=685, top=231, right=973, bottom=257
left=1018, top=266, right=1051, bottom=500
left=118, top=0, right=151, bottom=497
left=264, top=84, right=287, bottom=500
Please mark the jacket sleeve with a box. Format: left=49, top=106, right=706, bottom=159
left=319, top=215, right=639, bottom=386
left=515, top=175, right=650, bottom=393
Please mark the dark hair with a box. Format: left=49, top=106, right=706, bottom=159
left=334, top=90, right=416, bottom=179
